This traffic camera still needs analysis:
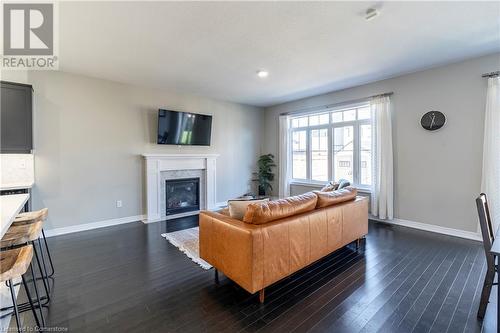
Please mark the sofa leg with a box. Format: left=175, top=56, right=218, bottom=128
left=259, top=289, right=265, bottom=303
left=214, top=269, right=219, bottom=284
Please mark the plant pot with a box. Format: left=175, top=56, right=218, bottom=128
left=258, top=185, right=266, bottom=196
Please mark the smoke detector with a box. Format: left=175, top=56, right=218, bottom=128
left=365, top=8, right=379, bottom=21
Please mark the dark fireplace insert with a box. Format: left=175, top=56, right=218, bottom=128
left=165, top=177, right=200, bottom=215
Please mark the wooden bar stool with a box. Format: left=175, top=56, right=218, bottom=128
left=13, top=208, right=54, bottom=278
left=0, top=221, right=51, bottom=311
left=0, top=245, right=44, bottom=330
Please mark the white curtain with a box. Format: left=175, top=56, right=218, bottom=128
left=278, top=115, right=291, bottom=198
left=371, top=96, right=394, bottom=220
left=481, top=77, right=500, bottom=233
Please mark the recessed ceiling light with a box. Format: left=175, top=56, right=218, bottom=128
left=365, top=8, right=379, bottom=21
left=256, top=70, right=269, bottom=78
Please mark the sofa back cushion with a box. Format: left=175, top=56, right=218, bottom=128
left=243, top=192, right=318, bottom=225
left=313, top=186, right=357, bottom=208
left=228, top=198, right=269, bottom=220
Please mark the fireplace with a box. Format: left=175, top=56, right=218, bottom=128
left=165, top=177, right=200, bottom=215
left=143, top=154, right=217, bottom=222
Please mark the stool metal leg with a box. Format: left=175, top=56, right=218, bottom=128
left=32, top=241, right=50, bottom=304
left=8, top=239, right=52, bottom=296
left=0, top=242, right=50, bottom=314
left=29, top=263, right=45, bottom=327
left=41, top=229, right=55, bottom=277
left=0, top=252, right=50, bottom=313
left=497, top=268, right=500, bottom=333
left=8, top=279, right=21, bottom=330
left=36, top=238, right=50, bottom=291
left=21, top=274, right=41, bottom=328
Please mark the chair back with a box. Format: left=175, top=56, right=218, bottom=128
left=476, top=193, right=495, bottom=263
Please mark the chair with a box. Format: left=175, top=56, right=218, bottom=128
left=0, top=220, right=51, bottom=313
left=0, top=245, right=45, bottom=330
left=13, top=208, right=54, bottom=278
left=477, top=193, right=497, bottom=319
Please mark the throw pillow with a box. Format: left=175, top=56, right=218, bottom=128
left=337, top=179, right=351, bottom=189
left=320, top=181, right=339, bottom=192
left=228, top=198, right=269, bottom=220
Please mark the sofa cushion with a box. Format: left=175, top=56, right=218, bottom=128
left=313, top=186, right=357, bottom=208
left=228, top=198, right=269, bottom=220
left=243, top=192, right=318, bottom=225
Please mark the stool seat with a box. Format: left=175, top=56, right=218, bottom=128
left=0, top=245, right=33, bottom=282
left=0, top=221, right=43, bottom=248
left=13, top=208, right=48, bottom=226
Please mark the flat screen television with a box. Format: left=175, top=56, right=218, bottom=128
left=157, top=109, right=212, bottom=146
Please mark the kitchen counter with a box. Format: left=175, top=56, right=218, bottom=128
left=0, top=182, right=34, bottom=191
left=0, top=193, right=29, bottom=239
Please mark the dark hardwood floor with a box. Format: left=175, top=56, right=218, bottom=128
left=15, top=217, right=489, bottom=332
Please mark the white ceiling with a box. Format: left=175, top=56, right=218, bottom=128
left=59, top=1, right=500, bottom=107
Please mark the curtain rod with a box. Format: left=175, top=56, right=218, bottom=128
left=482, top=71, right=499, bottom=78
left=279, top=92, right=393, bottom=116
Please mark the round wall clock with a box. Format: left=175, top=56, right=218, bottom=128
left=420, top=111, right=446, bottom=131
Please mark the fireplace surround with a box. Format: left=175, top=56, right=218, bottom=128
left=142, top=154, right=218, bottom=222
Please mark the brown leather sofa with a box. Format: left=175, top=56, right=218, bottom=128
left=199, top=187, right=368, bottom=302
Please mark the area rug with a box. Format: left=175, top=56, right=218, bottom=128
left=161, top=227, right=212, bottom=270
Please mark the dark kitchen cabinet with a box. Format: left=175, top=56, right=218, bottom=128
left=1, top=81, right=33, bottom=153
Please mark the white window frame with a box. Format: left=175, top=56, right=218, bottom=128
left=289, top=102, right=372, bottom=190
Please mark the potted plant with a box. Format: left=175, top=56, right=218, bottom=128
left=253, top=154, right=276, bottom=196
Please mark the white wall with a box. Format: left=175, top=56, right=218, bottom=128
left=264, top=53, right=500, bottom=233
left=1, top=70, right=264, bottom=230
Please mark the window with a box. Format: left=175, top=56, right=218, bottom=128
left=292, top=130, right=307, bottom=179
left=311, top=128, right=328, bottom=181
left=333, top=125, right=354, bottom=182
left=289, top=104, right=372, bottom=188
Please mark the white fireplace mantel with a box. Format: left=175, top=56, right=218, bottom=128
left=142, top=154, right=218, bottom=223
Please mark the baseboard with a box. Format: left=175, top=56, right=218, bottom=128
left=215, top=201, right=227, bottom=208
left=370, top=216, right=482, bottom=242
left=44, top=215, right=146, bottom=237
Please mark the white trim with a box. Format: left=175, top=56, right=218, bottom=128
left=143, top=154, right=218, bottom=221
left=285, top=98, right=371, bottom=117
left=44, top=215, right=145, bottom=237
left=289, top=181, right=371, bottom=194
left=371, top=216, right=481, bottom=242
left=142, top=153, right=219, bottom=159
left=0, top=181, right=34, bottom=191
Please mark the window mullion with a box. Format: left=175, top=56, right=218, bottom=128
left=328, top=125, right=333, bottom=181
left=307, top=129, right=312, bottom=180
left=353, top=123, right=360, bottom=185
